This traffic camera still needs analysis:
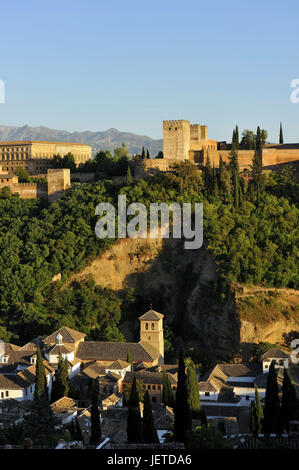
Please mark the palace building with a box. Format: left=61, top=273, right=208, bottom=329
left=0, top=140, right=92, bottom=175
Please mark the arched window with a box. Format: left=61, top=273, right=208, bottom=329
left=151, top=323, right=155, bottom=330
left=145, top=323, right=148, bottom=330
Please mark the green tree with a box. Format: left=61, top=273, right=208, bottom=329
left=125, top=166, right=133, bottom=185
left=203, top=154, right=213, bottom=195
left=263, top=361, right=282, bottom=433
left=114, top=142, right=129, bottom=160
left=228, top=144, right=240, bottom=208
left=279, top=122, right=284, bottom=145
left=127, top=376, right=143, bottom=443
left=127, top=350, right=133, bottom=371
left=186, top=359, right=201, bottom=418
left=51, top=354, right=69, bottom=403
left=14, top=167, right=31, bottom=182
left=90, top=379, right=102, bottom=445
left=143, top=391, right=159, bottom=443
left=162, top=370, right=175, bottom=407
left=250, top=147, right=264, bottom=206
left=174, top=349, right=191, bottom=442
left=186, top=424, right=228, bottom=449
left=249, top=386, right=263, bottom=434
left=34, top=346, right=47, bottom=399
left=281, top=368, right=299, bottom=432
left=75, top=417, right=84, bottom=442
left=23, top=394, right=58, bottom=444
left=241, top=129, right=256, bottom=149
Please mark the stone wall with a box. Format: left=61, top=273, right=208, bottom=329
left=8, top=183, right=48, bottom=199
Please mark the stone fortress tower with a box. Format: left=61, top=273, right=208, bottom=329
left=163, top=119, right=217, bottom=163
left=139, top=310, right=164, bottom=364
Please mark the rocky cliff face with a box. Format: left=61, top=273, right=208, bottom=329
left=70, top=238, right=299, bottom=361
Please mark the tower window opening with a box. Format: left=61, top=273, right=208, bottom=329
left=145, top=323, right=148, bottom=330
left=151, top=323, right=154, bottom=330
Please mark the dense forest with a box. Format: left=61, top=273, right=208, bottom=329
left=0, top=155, right=298, bottom=347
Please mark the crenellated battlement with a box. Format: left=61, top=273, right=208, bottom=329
left=163, top=120, right=190, bottom=127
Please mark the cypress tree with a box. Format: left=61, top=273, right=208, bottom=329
left=90, top=379, right=102, bottom=445
left=146, top=149, right=150, bottom=159
left=186, top=359, right=201, bottom=418
left=235, top=125, right=239, bottom=149
left=249, top=386, right=263, bottom=434
left=279, top=122, right=284, bottom=145
left=143, top=391, right=159, bottom=443
left=69, top=419, right=76, bottom=440
left=127, top=376, right=143, bottom=443
left=212, top=165, right=219, bottom=196
left=281, top=368, right=299, bottom=432
left=174, top=349, right=191, bottom=443
left=51, top=354, right=69, bottom=403
left=127, top=350, right=133, bottom=371
left=204, top=153, right=213, bottom=195
left=34, top=346, right=47, bottom=399
left=249, top=400, right=257, bottom=434
left=254, top=385, right=264, bottom=433
left=218, top=155, right=224, bottom=192
left=162, top=370, right=174, bottom=407
left=250, top=147, right=264, bottom=206
left=75, top=417, right=84, bottom=442
left=141, top=147, right=146, bottom=159
left=125, top=166, right=133, bottom=185
left=228, top=143, right=240, bottom=208
left=263, top=361, right=282, bottom=433
left=256, top=126, right=262, bottom=151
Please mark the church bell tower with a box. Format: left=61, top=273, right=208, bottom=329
left=139, top=309, right=164, bottom=363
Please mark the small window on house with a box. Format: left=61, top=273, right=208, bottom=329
left=147, top=385, right=151, bottom=390
left=151, top=323, right=154, bottom=330
left=279, top=360, right=284, bottom=366
left=172, top=386, right=176, bottom=390
left=152, top=385, right=156, bottom=390
left=5, top=391, right=9, bottom=397
left=148, top=336, right=151, bottom=341
left=205, top=392, right=210, bottom=397
left=246, top=396, right=250, bottom=401
left=145, top=323, right=148, bottom=330
left=265, top=364, right=269, bottom=369
left=158, top=385, right=161, bottom=390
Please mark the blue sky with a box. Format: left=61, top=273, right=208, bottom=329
left=0, top=0, right=298, bottom=142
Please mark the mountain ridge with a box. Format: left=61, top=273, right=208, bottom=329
left=0, top=124, right=163, bottom=156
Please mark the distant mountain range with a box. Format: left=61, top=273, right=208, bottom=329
left=0, top=124, right=163, bottom=156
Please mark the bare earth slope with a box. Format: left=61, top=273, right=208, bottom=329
left=70, top=238, right=299, bottom=361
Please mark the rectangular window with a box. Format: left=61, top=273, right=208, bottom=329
left=205, top=392, right=210, bottom=397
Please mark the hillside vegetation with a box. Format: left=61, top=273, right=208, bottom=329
left=0, top=161, right=298, bottom=362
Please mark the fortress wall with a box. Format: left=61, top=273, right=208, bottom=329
left=9, top=183, right=48, bottom=199
left=135, top=159, right=179, bottom=178
left=262, top=148, right=299, bottom=166
left=214, top=150, right=255, bottom=169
